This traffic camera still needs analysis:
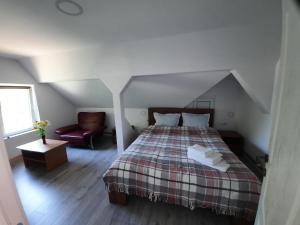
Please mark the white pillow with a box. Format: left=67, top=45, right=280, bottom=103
left=182, top=113, right=210, bottom=128
left=154, top=113, right=180, bottom=126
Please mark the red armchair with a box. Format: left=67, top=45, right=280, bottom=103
left=55, top=112, right=106, bottom=149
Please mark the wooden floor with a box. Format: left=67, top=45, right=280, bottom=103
left=12, top=136, right=231, bottom=225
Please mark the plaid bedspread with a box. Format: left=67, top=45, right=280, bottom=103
left=103, top=126, right=261, bottom=220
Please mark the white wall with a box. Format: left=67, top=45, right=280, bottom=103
left=123, top=71, right=229, bottom=108
left=188, top=75, right=272, bottom=156
left=123, top=24, right=280, bottom=112
left=5, top=0, right=281, bottom=152
left=187, top=75, right=244, bottom=130
left=0, top=58, right=76, bottom=159
left=76, top=107, right=148, bottom=133
left=20, top=21, right=281, bottom=113
left=0, top=107, right=29, bottom=225
left=78, top=75, right=272, bottom=157
left=256, top=1, right=300, bottom=224
left=187, top=75, right=272, bottom=156
left=50, top=79, right=113, bottom=108
left=236, top=92, right=271, bottom=156
left=19, top=21, right=281, bottom=152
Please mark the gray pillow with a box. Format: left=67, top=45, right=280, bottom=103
left=182, top=113, right=210, bottom=128
left=154, top=113, right=180, bottom=126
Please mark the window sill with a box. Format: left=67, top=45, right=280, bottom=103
left=3, top=130, right=35, bottom=140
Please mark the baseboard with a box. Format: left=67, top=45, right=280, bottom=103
left=9, top=155, right=23, bottom=166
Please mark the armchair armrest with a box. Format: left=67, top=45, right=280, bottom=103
left=82, top=126, right=106, bottom=137
left=55, top=124, right=78, bottom=135
left=82, top=130, right=96, bottom=137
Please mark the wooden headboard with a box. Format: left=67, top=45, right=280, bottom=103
left=148, top=107, right=214, bottom=127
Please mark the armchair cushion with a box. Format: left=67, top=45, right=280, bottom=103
left=55, top=124, right=78, bottom=135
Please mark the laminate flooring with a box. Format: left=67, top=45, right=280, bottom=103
left=12, top=136, right=231, bottom=225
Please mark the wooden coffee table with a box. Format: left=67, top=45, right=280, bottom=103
left=17, top=139, right=68, bottom=171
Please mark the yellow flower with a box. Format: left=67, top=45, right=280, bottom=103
left=33, top=120, right=50, bottom=128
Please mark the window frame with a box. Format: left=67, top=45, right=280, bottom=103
left=0, top=84, right=40, bottom=137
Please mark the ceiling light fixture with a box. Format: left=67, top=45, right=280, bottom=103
left=55, top=0, right=83, bottom=16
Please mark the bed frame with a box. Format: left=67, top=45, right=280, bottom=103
left=108, top=107, right=252, bottom=225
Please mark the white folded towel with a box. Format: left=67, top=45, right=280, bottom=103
left=187, top=150, right=222, bottom=165
left=187, top=145, right=222, bottom=165
left=189, top=153, right=230, bottom=172
left=187, top=144, right=229, bottom=172
left=188, top=144, right=212, bottom=157
left=210, top=161, right=230, bottom=172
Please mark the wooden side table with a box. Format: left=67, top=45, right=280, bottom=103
left=218, top=130, right=244, bottom=157
left=17, top=139, right=68, bottom=171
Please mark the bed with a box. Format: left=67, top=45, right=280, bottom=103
left=103, top=108, right=261, bottom=222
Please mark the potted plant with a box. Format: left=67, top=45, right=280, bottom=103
left=33, top=120, right=50, bottom=144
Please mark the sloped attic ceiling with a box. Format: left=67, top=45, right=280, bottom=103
left=47, top=71, right=230, bottom=109
left=123, top=71, right=229, bottom=108
left=50, top=79, right=113, bottom=108
left=0, top=0, right=281, bottom=113
left=0, top=0, right=279, bottom=56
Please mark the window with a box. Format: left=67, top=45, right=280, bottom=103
left=0, top=86, right=38, bottom=137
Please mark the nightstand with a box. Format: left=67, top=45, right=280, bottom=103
left=241, top=153, right=268, bottom=181
left=218, top=130, right=244, bottom=157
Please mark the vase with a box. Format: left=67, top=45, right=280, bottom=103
left=42, top=135, right=47, bottom=144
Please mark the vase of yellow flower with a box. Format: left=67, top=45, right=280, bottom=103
left=42, top=135, right=46, bottom=144
left=33, top=120, right=50, bottom=144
